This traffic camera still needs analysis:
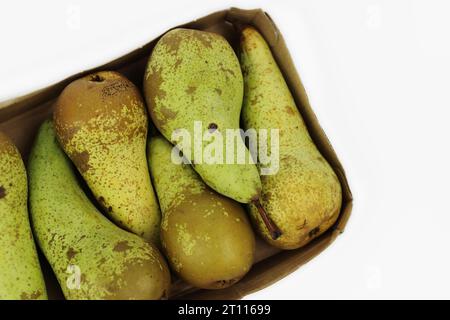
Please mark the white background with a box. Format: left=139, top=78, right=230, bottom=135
left=1, top=0, right=450, bottom=299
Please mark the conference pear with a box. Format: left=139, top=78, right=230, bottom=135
left=0, top=132, right=47, bottom=300
left=54, top=71, right=160, bottom=243
left=148, top=136, right=255, bottom=289
left=144, top=28, right=281, bottom=239
left=28, top=121, right=170, bottom=300
left=240, top=27, right=342, bottom=249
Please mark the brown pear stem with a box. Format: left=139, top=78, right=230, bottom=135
left=252, top=199, right=282, bottom=240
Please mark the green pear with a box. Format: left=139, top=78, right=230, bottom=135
left=54, top=71, right=160, bottom=243
left=148, top=136, right=255, bottom=289
left=143, top=28, right=258, bottom=203
left=240, top=27, right=342, bottom=249
left=0, top=132, right=47, bottom=300
left=28, top=121, right=170, bottom=300
left=144, top=28, right=281, bottom=239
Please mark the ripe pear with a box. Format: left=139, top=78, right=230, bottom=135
left=144, top=28, right=281, bottom=239
left=0, top=132, right=47, bottom=300
left=28, top=121, right=170, bottom=300
left=148, top=136, right=255, bottom=289
left=54, top=71, right=160, bottom=243
left=239, top=27, right=342, bottom=249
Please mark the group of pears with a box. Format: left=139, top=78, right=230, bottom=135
left=0, top=26, right=342, bottom=300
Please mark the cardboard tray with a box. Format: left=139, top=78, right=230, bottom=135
left=0, top=8, right=353, bottom=300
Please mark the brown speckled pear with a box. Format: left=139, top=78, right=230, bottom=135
left=54, top=71, right=160, bottom=243
left=143, top=28, right=261, bottom=204
left=240, top=27, right=342, bottom=249
left=0, top=131, right=47, bottom=300
left=148, top=136, right=255, bottom=289
left=28, top=121, right=170, bottom=300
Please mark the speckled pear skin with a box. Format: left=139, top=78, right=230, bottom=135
left=148, top=136, right=255, bottom=289
left=144, top=28, right=261, bottom=204
left=28, top=121, right=170, bottom=300
left=54, top=71, right=160, bottom=243
left=240, top=27, right=342, bottom=249
left=0, top=132, right=47, bottom=300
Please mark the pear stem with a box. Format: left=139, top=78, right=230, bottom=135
left=252, top=199, right=282, bottom=240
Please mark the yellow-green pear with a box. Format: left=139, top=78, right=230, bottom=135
left=148, top=136, right=255, bottom=289
left=240, top=27, right=342, bottom=249
left=54, top=71, right=160, bottom=243
left=0, top=131, right=47, bottom=300
left=28, top=121, right=170, bottom=300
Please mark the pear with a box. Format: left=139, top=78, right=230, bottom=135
left=0, top=132, right=47, bottom=300
left=28, top=121, right=170, bottom=300
left=239, top=27, right=342, bottom=249
left=144, top=28, right=281, bottom=239
left=54, top=71, right=160, bottom=243
left=148, top=136, right=255, bottom=289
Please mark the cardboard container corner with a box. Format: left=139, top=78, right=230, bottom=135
left=0, top=7, right=353, bottom=300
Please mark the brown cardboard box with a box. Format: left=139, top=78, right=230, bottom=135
left=0, top=8, right=352, bottom=299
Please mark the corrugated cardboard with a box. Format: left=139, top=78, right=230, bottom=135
left=0, top=8, right=352, bottom=300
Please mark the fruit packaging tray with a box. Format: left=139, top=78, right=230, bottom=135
left=0, top=8, right=353, bottom=299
